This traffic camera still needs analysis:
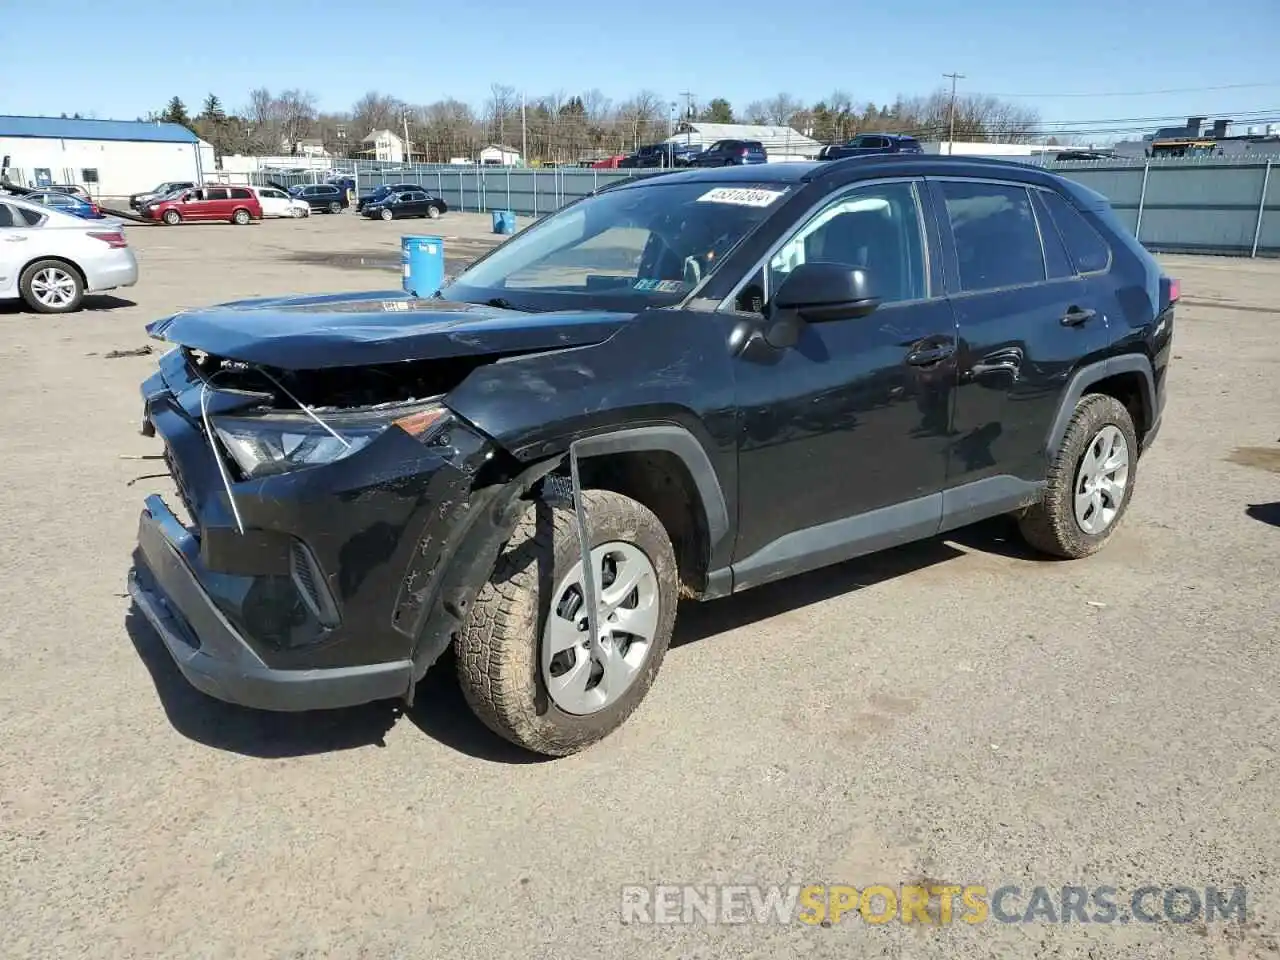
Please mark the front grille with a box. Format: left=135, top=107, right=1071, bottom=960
left=163, top=446, right=198, bottom=531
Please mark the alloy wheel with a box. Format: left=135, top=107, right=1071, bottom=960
left=30, top=268, right=77, bottom=309
left=542, top=541, right=660, bottom=715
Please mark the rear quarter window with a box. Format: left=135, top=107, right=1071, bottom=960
left=230, top=188, right=253, bottom=199
left=1038, top=188, right=1112, bottom=273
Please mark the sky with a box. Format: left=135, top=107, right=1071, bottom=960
left=4, top=0, right=1279, bottom=141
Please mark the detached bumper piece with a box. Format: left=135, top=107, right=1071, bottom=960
left=129, top=494, right=413, bottom=712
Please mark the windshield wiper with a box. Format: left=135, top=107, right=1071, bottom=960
left=484, top=296, right=528, bottom=311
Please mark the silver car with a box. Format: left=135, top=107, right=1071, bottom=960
left=0, top=194, right=139, bottom=313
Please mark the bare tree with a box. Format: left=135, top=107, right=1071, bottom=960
left=764, top=93, right=802, bottom=126
left=486, top=84, right=519, bottom=146
left=352, top=91, right=404, bottom=137
left=276, top=89, right=318, bottom=154
left=742, top=100, right=770, bottom=124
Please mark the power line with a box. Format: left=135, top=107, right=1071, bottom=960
left=973, top=81, right=1280, bottom=99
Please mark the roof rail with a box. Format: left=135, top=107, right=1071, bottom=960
left=807, top=151, right=1054, bottom=179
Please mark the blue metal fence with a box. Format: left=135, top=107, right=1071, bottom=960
left=262, top=156, right=1280, bottom=258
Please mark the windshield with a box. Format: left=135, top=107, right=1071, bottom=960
left=443, top=179, right=791, bottom=311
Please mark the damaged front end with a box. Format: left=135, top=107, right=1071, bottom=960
left=129, top=342, right=544, bottom=712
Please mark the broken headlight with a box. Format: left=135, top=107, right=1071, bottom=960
left=212, top=401, right=451, bottom=479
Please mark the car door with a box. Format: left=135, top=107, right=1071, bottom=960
left=204, top=187, right=232, bottom=220
left=723, top=177, right=958, bottom=588
left=257, top=188, right=281, bottom=216
left=404, top=190, right=428, bottom=216
left=927, top=176, right=1108, bottom=520
left=0, top=202, right=31, bottom=296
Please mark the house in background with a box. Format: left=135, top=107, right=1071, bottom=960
left=357, top=129, right=412, bottom=163
left=479, top=144, right=522, bottom=165
left=292, top=137, right=330, bottom=158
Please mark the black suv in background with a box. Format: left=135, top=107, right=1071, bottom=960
left=289, top=183, right=349, bottom=213
left=620, top=143, right=702, bottom=168
left=130, top=155, right=1175, bottom=757
left=690, top=139, right=768, bottom=166
left=818, top=133, right=924, bottom=160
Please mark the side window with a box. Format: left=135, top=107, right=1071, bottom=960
left=1029, top=190, right=1074, bottom=281
left=206, top=188, right=230, bottom=201
left=766, top=180, right=928, bottom=306
left=0, top=204, right=14, bottom=227
left=939, top=180, right=1045, bottom=292
left=230, top=187, right=252, bottom=199
left=1038, top=189, right=1112, bottom=274
left=19, top=206, right=43, bottom=226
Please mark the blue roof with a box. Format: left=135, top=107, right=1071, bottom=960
left=0, top=115, right=200, bottom=144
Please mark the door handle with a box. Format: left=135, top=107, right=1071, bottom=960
left=906, top=343, right=955, bottom=366
left=1061, top=306, right=1097, bottom=326
left=4, top=235, right=28, bottom=242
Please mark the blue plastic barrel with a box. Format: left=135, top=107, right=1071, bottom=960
left=492, top=209, right=516, bottom=235
left=401, top=235, right=444, bottom=297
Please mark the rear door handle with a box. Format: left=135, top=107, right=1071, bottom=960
left=906, top=343, right=956, bottom=366
left=4, top=235, right=28, bottom=242
left=1061, top=306, right=1097, bottom=326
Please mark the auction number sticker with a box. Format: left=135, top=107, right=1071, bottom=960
left=696, top=187, right=786, bottom=207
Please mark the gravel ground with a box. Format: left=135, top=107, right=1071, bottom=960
left=1, top=213, right=1278, bottom=959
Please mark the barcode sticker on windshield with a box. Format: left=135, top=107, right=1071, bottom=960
left=696, top=187, right=785, bottom=207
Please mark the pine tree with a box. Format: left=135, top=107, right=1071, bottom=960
left=201, top=94, right=225, bottom=123
left=162, top=97, right=191, bottom=128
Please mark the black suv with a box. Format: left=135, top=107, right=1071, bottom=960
left=129, top=156, right=1175, bottom=757
left=289, top=183, right=349, bottom=213
left=818, top=133, right=923, bottom=160
left=690, top=139, right=768, bottom=166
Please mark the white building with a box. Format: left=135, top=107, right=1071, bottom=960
left=479, top=144, right=522, bottom=165
left=0, top=115, right=214, bottom=199
left=667, top=122, right=822, bottom=160
left=358, top=129, right=411, bottom=163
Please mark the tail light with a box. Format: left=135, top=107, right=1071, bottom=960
left=88, top=230, right=128, bottom=249
left=1168, top=278, right=1180, bottom=302
left=740, top=147, right=749, bottom=158
left=88, top=203, right=100, bottom=216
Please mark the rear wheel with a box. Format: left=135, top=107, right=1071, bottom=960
left=1018, top=394, right=1139, bottom=558
left=455, top=490, right=678, bottom=757
left=20, top=259, right=84, bottom=314
left=327, top=201, right=341, bottom=214
left=426, top=204, right=441, bottom=219
left=231, top=208, right=251, bottom=225
left=162, top=209, right=181, bottom=225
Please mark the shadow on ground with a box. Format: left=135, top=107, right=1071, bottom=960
left=126, top=519, right=1027, bottom=762
left=0, top=294, right=136, bottom=316
left=1246, top=502, right=1280, bottom=527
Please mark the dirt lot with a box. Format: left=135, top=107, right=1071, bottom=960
left=2, top=213, right=1279, bottom=959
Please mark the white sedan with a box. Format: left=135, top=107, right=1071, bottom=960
left=251, top=186, right=311, bottom=219
left=0, top=194, right=139, bottom=313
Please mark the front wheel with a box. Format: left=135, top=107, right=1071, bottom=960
left=327, top=201, right=341, bottom=214
left=379, top=207, right=394, bottom=221
left=20, top=259, right=84, bottom=314
left=1018, top=394, right=1139, bottom=558
left=162, top=209, right=181, bottom=225
left=455, top=490, right=678, bottom=757
left=291, top=206, right=306, bottom=218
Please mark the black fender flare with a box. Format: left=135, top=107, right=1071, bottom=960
left=569, top=425, right=731, bottom=555
left=1045, top=354, right=1156, bottom=460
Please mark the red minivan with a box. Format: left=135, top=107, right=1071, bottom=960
left=145, top=185, right=263, bottom=225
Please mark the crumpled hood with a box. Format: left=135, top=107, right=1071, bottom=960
left=146, top=290, right=634, bottom=369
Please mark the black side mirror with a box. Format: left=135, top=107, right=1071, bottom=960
left=765, top=262, right=881, bottom=348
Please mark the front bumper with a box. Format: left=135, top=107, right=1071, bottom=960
left=132, top=350, right=501, bottom=711
left=130, top=495, right=413, bottom=710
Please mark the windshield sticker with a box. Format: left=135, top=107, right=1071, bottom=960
left=634, top=279, right=688, bottom=293
left=696, top=187, right=786, bottom=207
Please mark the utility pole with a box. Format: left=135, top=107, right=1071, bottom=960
left=943, top=72, right=965, bottom=155
left=521, top=91, right=528, bottom=165
left=402, top=109, right=411, bottom=162
left=679, top=90, right=695, bottom=148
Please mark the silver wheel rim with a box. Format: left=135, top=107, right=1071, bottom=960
left=381, top=208, right=392, bottom=220
left=428, top=206, right=439, bottom=218
left=542, top=541, right=660, bottom=715
left=235, top=211, right=248, bottom=223
left=30, top=268, right=76, bottom=308
left=1074, top=425, right=1129, bottom=535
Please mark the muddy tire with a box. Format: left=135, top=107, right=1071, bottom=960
left=455, top=489, right=678, bottom=757
left=1018, top=394, right=1139, bottom=559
